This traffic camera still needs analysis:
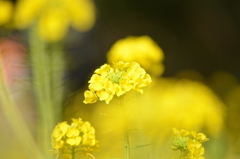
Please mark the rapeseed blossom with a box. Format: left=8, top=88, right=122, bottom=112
left=84, top=61, right=152, bottom=104
left=172, top=128, right=209, bottom=159
left=14, top=0, right=96, bottom=41
left=0, top=0, right=13, bottom=25
left=140, top=78, right=225, bottom=137
left=51, top=118, right=99, bottom=157
left=107, top=36, right=164, bottom=77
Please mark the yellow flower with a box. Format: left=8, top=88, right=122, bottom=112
left=83, top=61, right=152, bottom=104
left=66, top=127, right=80, bottom=138
left=51, top=118, right=99, bottom=157
left=141, top=78, right=225, bottom=138
left=107, top=36, right=164, bottom=77
left=172, top=128, right=208, bottom=159
left=52, top=140, right=65, bottom=149
left=191, top=131, right=209, bottom=143
left=0, top=0, right=13, bottom=25
left=52, top=122, right=69, bottom=141
left=173, top=127, right=190, bottom=137
left=187, top=139, right=205, bottom=159
left=14, top=0, right=95, bottom=42
left=66, top=136, right=81, bottom=146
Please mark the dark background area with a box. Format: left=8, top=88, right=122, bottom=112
left=56, top=0, right=240, bottom=89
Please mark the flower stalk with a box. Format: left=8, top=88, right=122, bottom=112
left=120, top=97, right=130, bottom=159
left=72, top=147, right=75, bottom=159
left=29, top=24, right=65, bottom=157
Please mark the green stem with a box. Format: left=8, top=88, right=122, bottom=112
left=120, top=97, right=130, bottom=159
left=48, top=41, right=65, bottom=117
left=72, top=147, right=75, bottom=159
left=0, top=59, right=44, bottom=159
left=29, top=25, right=64, bottom=158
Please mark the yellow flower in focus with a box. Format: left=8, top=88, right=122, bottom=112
left=83, top=61, right=152, bottom=104
left=172, top=128, right=208, bottom=159
left=107, top=36, right=164, bottom=77
left=51, top=118, right=99, bottom=157
left=0, top=0, right=13, bottom=25
left=84, top=90, right=98, bottom=104
left=14, top=0, right=96, bottom=42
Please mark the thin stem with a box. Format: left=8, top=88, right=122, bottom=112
left=72, top=147, right=75, bottom=159
left=29, top=25, right=55, bottom=155
left=119, top=97, right=130, bottom=159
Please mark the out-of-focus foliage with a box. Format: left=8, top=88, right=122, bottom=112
left=107, top=36, right=164, bottom=77
left=0, top=37, right=29, bottom=87
left=0, top=37, right=37, bottom=158
left=176, top=70, right=206, bottom=82
left=13, top=0, right=96, bottom=41
left=225, top=86, right=240, bottom=158
left=208, top=71, right=238, bottom=99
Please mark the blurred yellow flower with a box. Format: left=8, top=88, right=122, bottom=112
left=107, top=36, right=164, bottom=77
left=191, top=131, right=209, bottom=143
left=83, top=61, right=152, bottom=104
left=52, top=121, right=69, bottom=142
left=14, top=0, right=96, bottom=42
left=172, top=128, right=208, bottom=159
left=187, top=139, right=205, bottom=159
left=0, top=0, right=13, bottom=25
left=173, top=127, right=190, bottom=137
left=139, top=78, right=225, bottom=138
left=51, top=118, right=99, bottom=157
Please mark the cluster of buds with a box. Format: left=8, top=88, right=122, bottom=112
left=172, top=128, right=209, bottom=159
left=51, top=118, right=99, bottom=158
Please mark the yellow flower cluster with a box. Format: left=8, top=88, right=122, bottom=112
left=107, top=36, right=164, bottom=77
left=172, top=128, right=209, bottom=159
left=51, top=118, right=99, bottom=157
left=140, top=78, right=225, bottom=137
left=0, top=0, right=13, bottom=26
left=14, top=0, right=96, bottom=42
left=84, top=61, right=152, bottom=104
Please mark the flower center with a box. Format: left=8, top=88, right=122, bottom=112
left=108, top=70, right=125, bottom=84
left=172, top=136, right=189, bottom=151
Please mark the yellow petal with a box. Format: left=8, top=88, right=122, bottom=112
left=83, top=90, right=98, bottom=104
left=96, top=90, right=110, bottom=101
